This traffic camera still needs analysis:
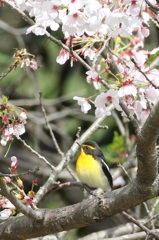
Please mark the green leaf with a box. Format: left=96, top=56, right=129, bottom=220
left=146, top=47, right=159, bottom=67
left=1, top=95, right=8, bottom=105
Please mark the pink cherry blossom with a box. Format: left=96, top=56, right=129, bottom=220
left=94, top=90, right=121, bottom=118
left=2, top=115, right=9, bottom=124
left=1, top=126, right=14, bottom=146
left=95, top=107, right=111, bottom=118
left=56, top=49, right=70, bottom=65
left=19, top=111, right=27, bottom=124
left=10, top=156, right=18, bottom=171
left=0, top=209, right=12, bottom=220
left=25, top=196, right=33, bottom=205
left=118, top=80, right=137, bottom=97
left=13, top=123, right=26, bottom=138
left=82, top=48, right=96, bottom=61
left=86, top=70, right=102, bottom=90
left=4, top=177, right=11, bottom=184
left=26, top=24, right=47, bottom=36
left=1, top=123, right=26, bottom=146
left=2, top=199, right=15, bottom=210
left=61, top=10, right=86, bottom=36
left=61, top=0, right=85, bottom=12
left=138, top=25, right=150, bottom=38
left=145, top=88, right=159, bottom=103
left=73, top=96, right=91, bottom=114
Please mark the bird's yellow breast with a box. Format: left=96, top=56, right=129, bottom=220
left=76, top=149, right=110, bottom=191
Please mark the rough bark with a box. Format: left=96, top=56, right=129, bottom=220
left=0, top=178, right=159, bottom=240
left=136, top=102, right=159, bottom=184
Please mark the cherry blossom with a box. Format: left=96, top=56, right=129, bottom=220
left=145, top=88, right=159, bottom=104
left=0, top=209, right=12, bottom=220
left=13, top=123, right=26, bottom=138
left=24, top=196, right=33, bottom=205
left=19, top=111, right=27, bottom=124
left=10, top=156, right=18, bottom=171
left=60, top=0, right=85, bottom=12
left=0, top=197, right=15, bottom=220
left=118, top=80, right=137, bottom=97
left=73, top=96, right=91, bottom=114
left=26, top=23, right=47, bottom=36
left=86, top=70, right=102, bottom=90
left=1, top=126, right=14, bottom=146
left=4, top=177, right=12, bottom=184
left=56, top=48, right=70, bottom=65
left=13, top=48, right=38, bottom=70
left=94, top=90, right=121, bottom=118
left=2, top=199, right=15, bottom=210
left=61, top=10, right=86, bottom=36
left=82, top=48, right=96, bottom=61
left=14, top=0, right=150, bottom=40
left=0, top=98, right=27, bottom=146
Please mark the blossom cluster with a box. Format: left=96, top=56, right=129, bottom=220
left=74, top=43, right=159, bottom=125
left=74, top=43, right=159, bottom=122
left=8, top=0, right=153, bottom=38
left=0, top=96, right=27, bottom=146
left=0, top=156, right=38, bottom=220
left=13, top=48, right=38, bottom=70
left=4, top=0, right=159, bottom=125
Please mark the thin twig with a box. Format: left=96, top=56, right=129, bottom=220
left=122, top=211, right=159, bottom=239
left=18, top=137, right=55, bottom=170
left=49, top=181, right=83, bottom=192
left=3, top=0, right=34, bottom=25
left=0, top=65, right=15, bottom=81
left=76, top=126, right=82, bottom=138
left=131, top=58, right=158, bottom=89
left=119, top=99, right=139, bottom=131
left=118, top=163, right=132, bottom=182
left=145, top=0, right=159, bottom=12
left=0, top=168, right=39, bottom=178
left=92, top=38, right=110, bottom=69
left=112, top=111, right=126, bottom=136
left=0, top=20, right=27, bottom=35
left=66, top=165, right=78, bottom=181
left=39, top=93, right=64, bottom=157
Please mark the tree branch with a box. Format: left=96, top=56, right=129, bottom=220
left=122, top=211, right=159, bottom=239
left=136, top=101, right=159, bottom=184
left=0, top=180, right=159, bottom=240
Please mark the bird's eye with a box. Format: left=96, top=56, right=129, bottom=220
left=84, top=146, right=89, bottom=151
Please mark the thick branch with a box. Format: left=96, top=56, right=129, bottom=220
left=0, top=180, right=159, bottom=240
left=136, top=102, right=159, bottom=184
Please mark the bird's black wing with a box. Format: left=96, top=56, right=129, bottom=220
left=95, top=151, right=113, bottom=189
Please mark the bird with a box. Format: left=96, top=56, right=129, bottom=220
left=76, top=141, right=113, bottom=192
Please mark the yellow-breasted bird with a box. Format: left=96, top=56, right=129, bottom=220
left=76, top=141, right=113, bottom=192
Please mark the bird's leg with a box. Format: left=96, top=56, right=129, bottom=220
left=83, top=184, right=101, bottom=199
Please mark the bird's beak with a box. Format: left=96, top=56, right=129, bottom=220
left=76, top=142, right=81, bottom=147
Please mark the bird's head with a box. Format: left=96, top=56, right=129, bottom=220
left=77, top=141, right=101, bottom=156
